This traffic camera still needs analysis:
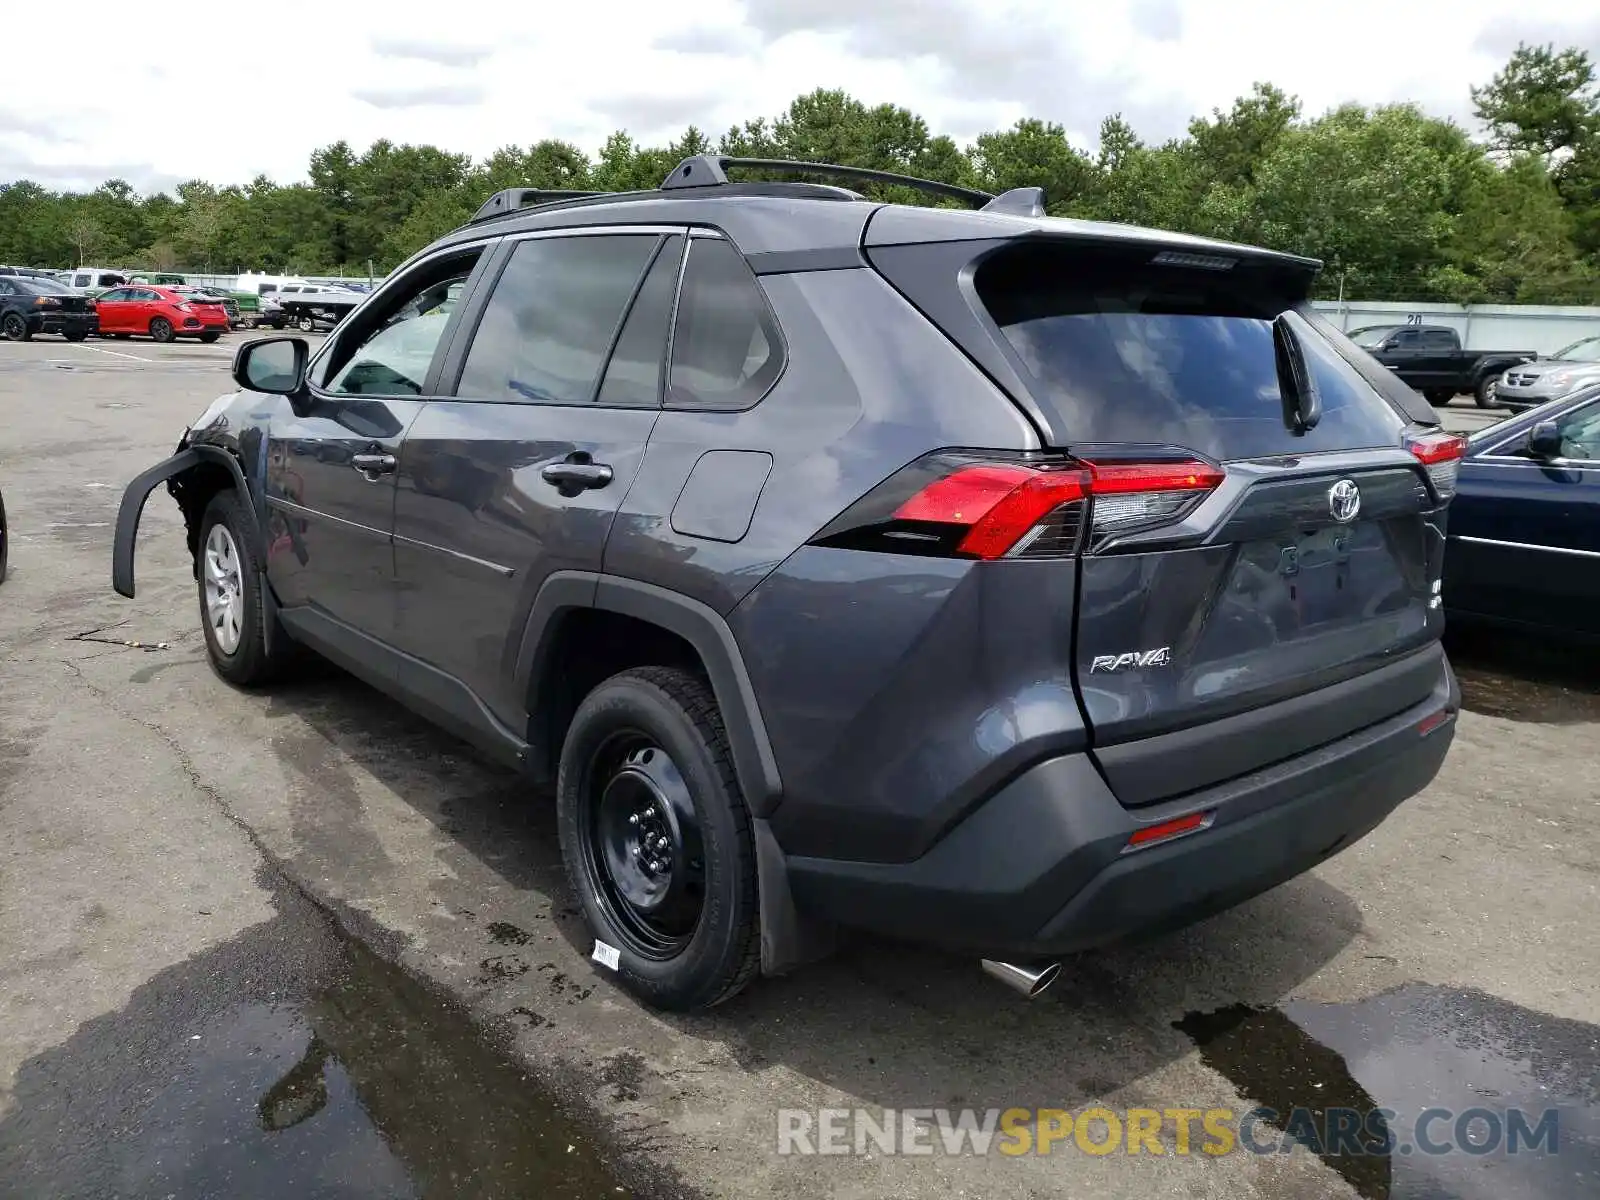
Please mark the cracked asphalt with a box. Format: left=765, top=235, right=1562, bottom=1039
left=1, top=337, right=1596, bottom=1200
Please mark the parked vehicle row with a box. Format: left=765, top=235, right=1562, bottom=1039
left=113, top=157, right=1464, bottom=1013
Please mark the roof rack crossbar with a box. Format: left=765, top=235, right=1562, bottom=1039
left=471, top=187, right=610, bottom=223
left=660, top=155, right=996, bottom=207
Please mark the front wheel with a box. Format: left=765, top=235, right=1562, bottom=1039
left=2, top=312, right=30, bottom=341
left=1475, top=373, right=1501, bottom=408
left=149, top=317, right=175, bottom=343
left=296, top=315, right=315, bottom=332
left=196, top=490, right=294, bottom=686
left=199, top=331, right=221, bottom=344
left=1424, top=389, right=1453, bottom=407
left=557, top=666, right=760, bottom=1012
left=62, top=329, right=89, bottom=342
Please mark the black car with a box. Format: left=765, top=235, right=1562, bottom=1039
left=1445, top=383, right=1600, bottom=638
left=112, top=156, right=1461, bottom=1011
left=0, top=276, right=98, bottom=342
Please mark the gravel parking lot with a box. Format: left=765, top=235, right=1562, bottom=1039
left=1, top=335, right=1596, bottom=1200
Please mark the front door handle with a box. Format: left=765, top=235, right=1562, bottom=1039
left=351, top=451, right=397, bottom=480
left=541, top=455, right=614, bottom=496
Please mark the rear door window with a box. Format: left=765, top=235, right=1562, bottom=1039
left=977, top=245, right=1406, bottom=460
left=595, top=235, right=683, bottom=408
left=455, top=234, right=658, bottom=405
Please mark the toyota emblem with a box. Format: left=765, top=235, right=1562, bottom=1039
left=1327, top=479, right=1361, bottom=523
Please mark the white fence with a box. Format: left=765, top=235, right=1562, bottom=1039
left=1311, top=300, right=1600, bottom=357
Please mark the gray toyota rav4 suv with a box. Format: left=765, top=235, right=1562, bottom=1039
left=114, top=157, right=1462, bottom=1011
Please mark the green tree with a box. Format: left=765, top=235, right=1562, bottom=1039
left=1472, top=43, right=1600, bottom=160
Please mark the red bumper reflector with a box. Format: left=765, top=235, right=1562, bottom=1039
left=1416, top=709, right=1454, bottom=737
left=1124, top=809, right=1214, bottom=853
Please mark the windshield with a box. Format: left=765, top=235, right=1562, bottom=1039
left=1347, top=326, right=1399, bottom=349
left=1551, top=336, right=1600, bottom=363
left=24, top=278, right=75, bottom=295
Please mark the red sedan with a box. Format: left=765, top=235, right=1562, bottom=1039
left=93, top=285, right=229, bottom=343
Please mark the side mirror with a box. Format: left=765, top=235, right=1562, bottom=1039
left=1527, top=420, right=1563, bottom=460
left=233, top=336, right=308, bottom=398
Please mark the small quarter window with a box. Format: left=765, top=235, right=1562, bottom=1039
left=666, top=238, right=783, bottom=411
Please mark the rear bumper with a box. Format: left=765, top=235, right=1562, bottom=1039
left=33, top=312, right=98, bottom=335
left=784, top=654, right=1458, bottom=958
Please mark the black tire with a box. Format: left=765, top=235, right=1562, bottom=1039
left=149, top=317, right=175, bottom=343
left=200, top=331, right=221, bottom=344
left=112, top=333, right=131, bottom=339
left=1424, top=389, right=1453, bottom=407
left=0, top=487, right=8, bottom=585
left=557, top=666, right=760, bottom=1012
left=2, top=312, right=31, bottom=341
left=1475, top=373, right=1501, bottom=408
left=195, top=490, right=293, bottom=686
left=62, top=329, right=89, bottom=342
left=297, top=315, right=316, bottom=332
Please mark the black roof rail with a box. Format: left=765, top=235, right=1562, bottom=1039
left=981, top=187, right=1047, bottom=218
left=471, top=187, right=610, bottom=223
left=660, top=155, right=996, bottom=207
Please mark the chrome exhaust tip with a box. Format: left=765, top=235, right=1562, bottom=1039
left=981, top=959, right=1062, bottom=999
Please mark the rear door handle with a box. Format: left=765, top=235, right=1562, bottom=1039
left=351, top=451, right=397, bottom=479
left=541, top=457, right=614, bottom=496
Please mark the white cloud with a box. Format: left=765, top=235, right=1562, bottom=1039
left=0, top=0, right=1594, bottom=194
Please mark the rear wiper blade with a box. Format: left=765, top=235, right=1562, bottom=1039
left=1273, top=313, right=1323, bottom=434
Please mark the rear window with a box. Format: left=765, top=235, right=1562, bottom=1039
left=978, top=247, right=1406, bottom=460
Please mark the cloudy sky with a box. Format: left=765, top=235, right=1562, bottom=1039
left=4, top=1, right=1598, bottom=194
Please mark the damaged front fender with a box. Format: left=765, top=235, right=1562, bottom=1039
left=111, top=443, right=259, bottom=598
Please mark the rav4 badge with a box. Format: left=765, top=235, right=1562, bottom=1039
left=1090, top=647, right=1173, bottom=672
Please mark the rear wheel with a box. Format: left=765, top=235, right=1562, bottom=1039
left=2, top=312, right=30, bottom=341
left=1424, top=389, right=1453, bottom=406
left=199, top=331, right=221, bottom=343
left=296, top=314, right=316, bottom=332
left=1475, top=373, right=1501, bottom=408
left=149, top=317, right=175, bottom=343
left=557, top=666, right=760, bottom=1012
left=196, top=490, right=294, bottom=686
left=62, top=329, right=89, bottom=342
left=0, top=486, right=8, bottom=584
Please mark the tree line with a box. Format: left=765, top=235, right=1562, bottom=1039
left=2, top=42, right=1598, bottom=303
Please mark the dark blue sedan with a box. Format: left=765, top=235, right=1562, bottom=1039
left=1444, top=383, right=1600, bottom=638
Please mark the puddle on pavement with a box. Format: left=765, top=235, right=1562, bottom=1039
left=1178, top=984, right=1600, bottom=1199
left=0, top=886, right=645, bottom=1200
left=1445, top=630, right=1600, bottom=725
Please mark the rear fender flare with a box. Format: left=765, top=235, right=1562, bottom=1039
left=515, top=573, right=826, bottom=975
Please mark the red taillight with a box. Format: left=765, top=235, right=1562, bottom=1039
left=1124, top=809, right=1214, bottom=852
left=810, top=450, right=1223, bottom=560
left=893, top=463, right=1088, bottom=560
left=1405, top=430, right=1466, bottom=500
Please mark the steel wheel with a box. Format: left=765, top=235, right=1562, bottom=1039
left=203, top=522, right=244, bottom=654
left=581, top=733, right=707, bottom=960
left=2, top=313, right=27, bottom=341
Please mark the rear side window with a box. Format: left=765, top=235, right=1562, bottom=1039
left=666, top=237, right=783, bottom=411
left=457, top=234, right=658, bottom=405
left=978, top=246, right=1405, bottom=461
left=596, top=235, right=683, bottom=408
